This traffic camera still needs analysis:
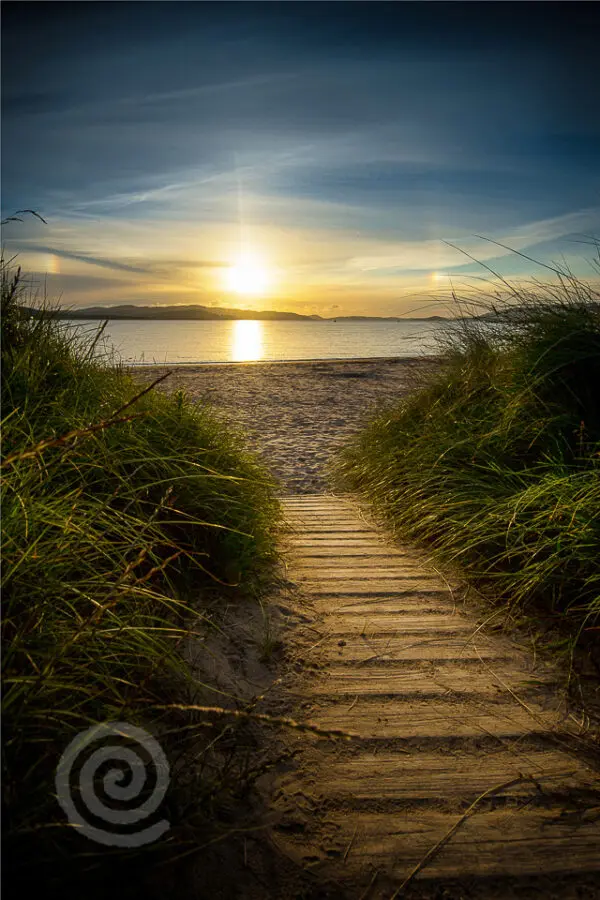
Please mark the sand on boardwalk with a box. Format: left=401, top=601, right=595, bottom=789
left=131, top=357, right=441, bottom=494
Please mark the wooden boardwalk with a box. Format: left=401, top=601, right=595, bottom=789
left=268, top=495, right=600, bottom=898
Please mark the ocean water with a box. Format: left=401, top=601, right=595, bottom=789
left=62, top=317, right=451, bottom=364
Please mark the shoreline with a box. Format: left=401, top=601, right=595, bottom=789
left=133, top=356, right=441, bottom=494
left=127, top=354, right=441, bottom=370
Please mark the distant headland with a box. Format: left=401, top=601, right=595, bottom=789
left=49, top=304, right=449, bottom=322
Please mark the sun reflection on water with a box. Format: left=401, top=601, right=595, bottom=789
left=231, top=319, right=264, bottom=362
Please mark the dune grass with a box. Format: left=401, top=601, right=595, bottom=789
left=335, top=253, right=600, bottom=657
left=1, top=257, right=281, bottom=894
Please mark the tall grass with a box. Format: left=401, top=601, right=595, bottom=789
left=336, top=251, right=600, bottom=653
left=1, top=257, right=280, bottom=894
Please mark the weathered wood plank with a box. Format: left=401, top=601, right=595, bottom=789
left=288, top=546, right=415, bottom=557
left=308, top=810, right=600, bottom=877
left=310, top=697, right=559, bottom=739
left=320, top=633, right=503, bottom=663
left=310, top=597, right=454, bottom=614
left=300, top=579, right=448, bottom=595
left=307, top=667, right=550, bottom=697
left=286, top=525, right=374, bottom=534
left=293, top=565, right=429, bottom=577
left=323, top=614, right=474, bottom=635
left=285, top=516, right=368, bottom=524
left=289, top=543, right=417, bottom=552
left=309, top=751, right=598, bottom=800
left=284, top=506, right=354, bottom=513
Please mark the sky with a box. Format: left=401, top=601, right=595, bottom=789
left=2, top=1, right=599, bottom=317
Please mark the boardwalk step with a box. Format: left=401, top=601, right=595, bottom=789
left=307, top=667, right=552, bottom=696
left=270, top=495, right=598, bottom=890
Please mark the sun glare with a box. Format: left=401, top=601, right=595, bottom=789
left=231, top=319, right=263, bottom=362
left=225, top=251, right=271, bottom=296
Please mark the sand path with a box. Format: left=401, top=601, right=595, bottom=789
left=132, top=358, right=440, bottom=493
left=263, top=495, right=600, bottom=898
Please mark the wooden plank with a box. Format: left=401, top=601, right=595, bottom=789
left=283, top=505, right=354, bottom=513
left=305, top=809, right=600, bottom=878
left=300, top=571, right=452, bottom=599
left=290, top=550, right=422, bottom=560
left=283, top=501, right=353, bottom=505
left=309, top=751, right=598, bottom=800
left=287, top=522, right=369, bottom=530
left=294, top=563, right=434, bottom=573
left=284, top=509, right=361, bottom=516
left=288, top=538, right=399, bottom=545
left=323, top=614, right=474, bottom=635
left=283, top=497, right=355, bottom=502
left=318, top=634, right=511, bottom=663
left=311, top=591, right=454, bottom=616
left=310, top=697, right=559, bottom=739
left=284, top=515, right=368, bottom=523
left=286, top=525, right=372, bottom=540
left=309, top=597, right=456, bottom=614
left=282, top=497, right=352, bottom=502
left=307, top=667, right=549, bottom=697
left=285, top=512, right=356, bottom=519
left=293, top=565, right=429, bottom=577
left=299, top=579, right=447, bottom=595
left=288, top=546, right=415, bottom=557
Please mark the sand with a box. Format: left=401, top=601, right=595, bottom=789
left=131, top=357, right=442, bottom=494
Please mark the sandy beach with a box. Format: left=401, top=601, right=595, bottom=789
left=132, top=357, right=441, bottom=494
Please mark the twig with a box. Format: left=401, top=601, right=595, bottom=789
left=156, top=702, right=355, bottom=740
left=111, top=369, right=173, bottom=418
left=1, top=371, right=172, bottom=468
left=343, top=824, right=358, bottom=862
left=473, top=647, right=596, bottom=755
left=456, top=607, right=506, bottom=654
left=1, top=413, right=143, bottom=468
left=389, top=775, right=535, bottom=898
left=427, top=562, right=459, bottom=615
left=358, top=869, right=379, bottom=900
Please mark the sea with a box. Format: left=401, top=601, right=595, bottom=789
left=62, top=317, right=453, bottom=365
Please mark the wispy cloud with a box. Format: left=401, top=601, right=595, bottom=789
left=347, top=209, right=600, bottom=273
left=7, top=241, right=230, bottom=276
left=13, top=244, right=152, bottom=274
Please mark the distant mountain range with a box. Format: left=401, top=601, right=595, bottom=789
left=48, top=303, right=449, bottom=322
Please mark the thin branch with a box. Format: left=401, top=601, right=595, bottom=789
left=1, top=371, right=172, bottom=468
left=389, top=775, right=537, bottom=898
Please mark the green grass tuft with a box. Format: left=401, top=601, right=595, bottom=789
left=1, top=256, right=280, bottom=894
left=335, top=252, right=600, bottom=649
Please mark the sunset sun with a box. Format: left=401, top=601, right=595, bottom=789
left=225, top=253, right=272, bottom=296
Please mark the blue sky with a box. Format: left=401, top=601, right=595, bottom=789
left=2, top=1, right=599, bottom=316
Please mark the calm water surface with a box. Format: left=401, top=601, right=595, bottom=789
left=64, top=318, right=451, bottom=364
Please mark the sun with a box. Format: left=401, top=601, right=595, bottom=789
left=225, top=252, right=271, bottom=296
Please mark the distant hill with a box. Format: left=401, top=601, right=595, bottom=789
left=329, top=315, right=447, bottom=322
left=52, top=304, right=317, bottom=321
left=49, top=304, right=449, bottom=322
